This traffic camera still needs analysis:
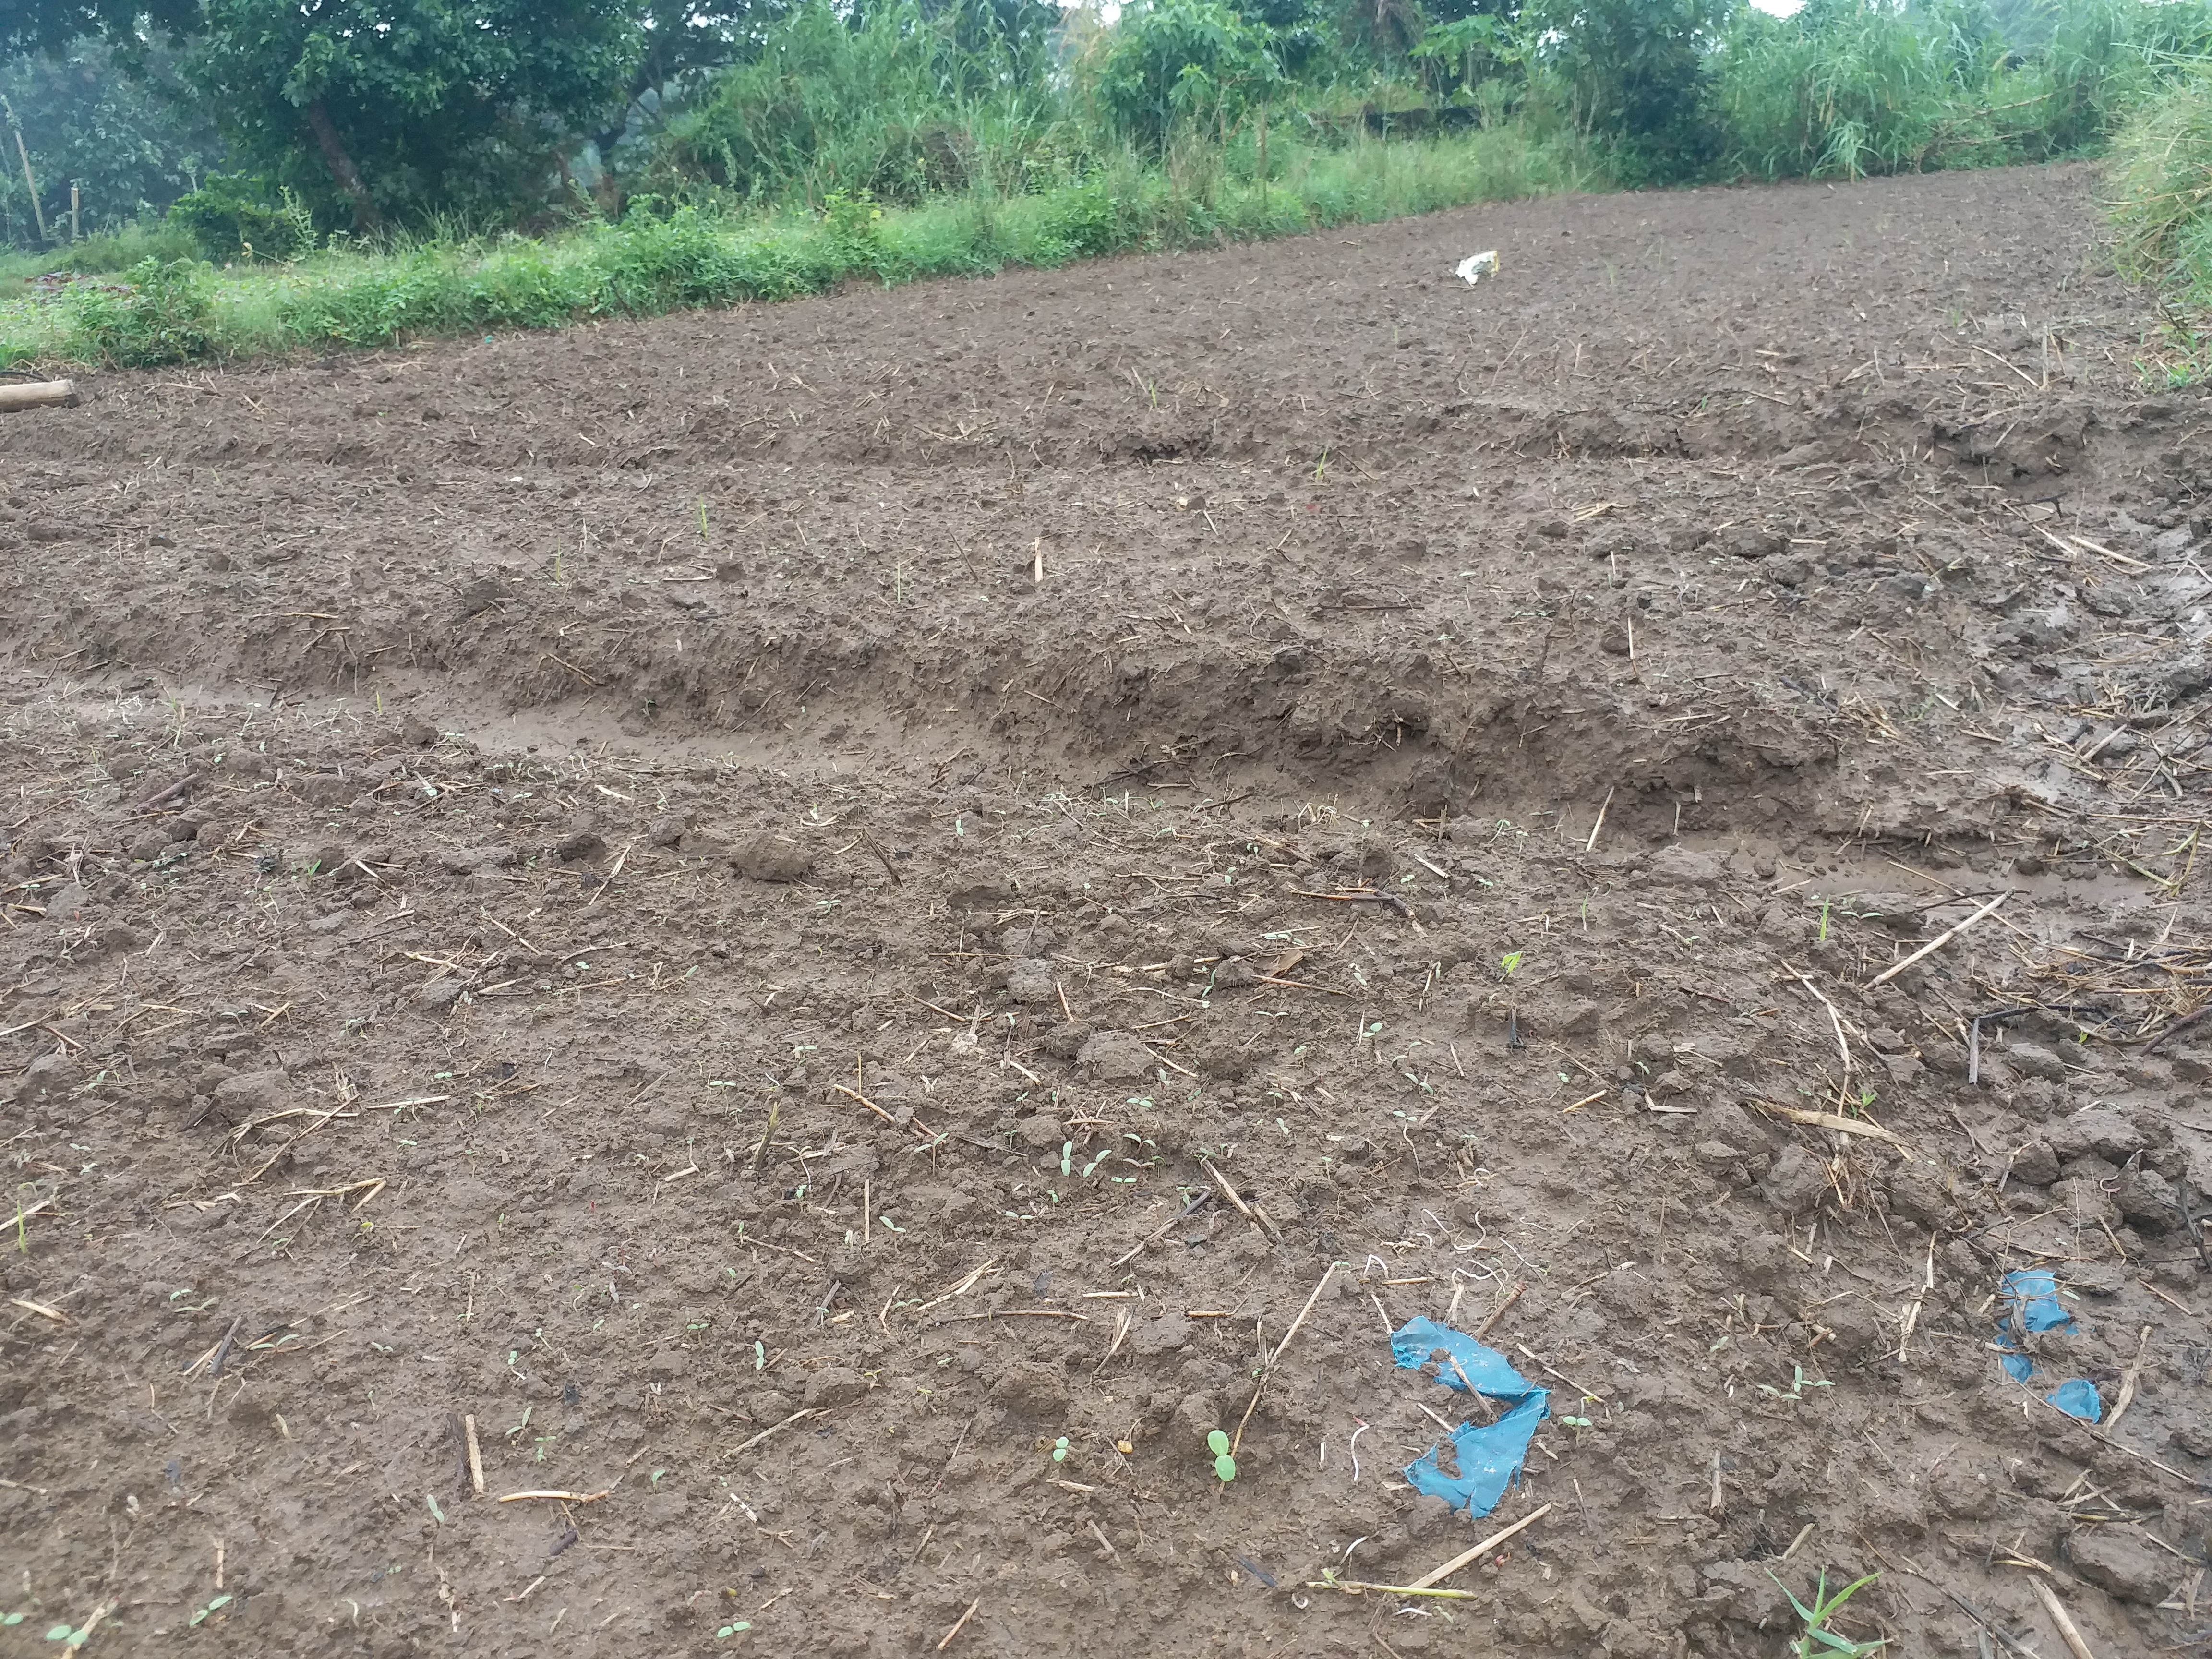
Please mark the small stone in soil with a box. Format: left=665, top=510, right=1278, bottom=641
left=729, top=832, right=811, bottom=882
left=1077, top=1029, right=1153, bottom=1080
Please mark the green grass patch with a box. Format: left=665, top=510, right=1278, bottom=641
left=2108, top=64, right=2212, bottom=383
left=2, top=122, right=1595, bottom=369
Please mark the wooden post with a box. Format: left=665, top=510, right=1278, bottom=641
left=0, top=380, right=79, bottom=413
left=71, top=182, right=79, bottom=242
left=0, top=95, right=47, bottom=244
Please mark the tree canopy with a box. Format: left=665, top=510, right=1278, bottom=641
left=1, top=0, right=199, bottom=60
left=181, top=0, right=645, bottom=230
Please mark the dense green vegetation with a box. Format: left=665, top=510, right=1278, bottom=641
left=2113, top=60, right=2212, bottom=314
left=5, top=0, right=2212, bottom=368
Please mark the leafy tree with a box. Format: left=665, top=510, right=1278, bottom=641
left=1409, top=8, right=1539, bottom=108
left=1536, top=0, right=1732, bottom=180
left=1223, top=0, right=1329, bottom=76
left=0, top=0, right=199, bottom=61
left=586, top=1, right=770, bottom=174
left=1, top=42, right=219, bottom=247
left=1095, top=0, right=1280, bottom=149
left=180, top=0, right=646, bottom=231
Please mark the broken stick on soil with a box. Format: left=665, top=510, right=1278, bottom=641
left=936, top=1597, right=981, bottom=1651
left=1865, top=890, right=2010, bottom=988
left=1111, top=1191, right=1211, bottom=1268
left=1474, top=1282, right=1525, bottom=1342
left=1406, top=1503, right=1554, bottom=1591
left=1273, top=1260, right=1339, bottom=1364
left=1752, top=1102, right=1910, bottom=1149
left=2028, top=1574, right=2099, bottom=1659
left=1201, top=1156, right=1278, bottom=1241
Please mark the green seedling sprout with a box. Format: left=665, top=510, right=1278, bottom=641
left=1207, top=1429, right=1237, bottom=1484
left=1051, top=1436, right=1070, bottom=1463
left=1767, top=1568, right=1887, bottom=1658
left=715, top=1621, right=752, bottom=1638
left=188, top=1594, right=233, bottom=1628
left=1757, top=1364, right=1834, bottom=1402
left=1497, top=950, right=1524, bottom=980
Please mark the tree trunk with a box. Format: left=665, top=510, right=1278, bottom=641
left=301, top=99, right=381, bottom=234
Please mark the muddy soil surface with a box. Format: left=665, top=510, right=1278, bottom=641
left=2, top=162, right=2211, bottom=1658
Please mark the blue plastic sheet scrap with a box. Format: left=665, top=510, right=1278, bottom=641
left=1994, top=1270, right=2101, bottom=1423
left=1390, top=1316, right=1549, bottom=1518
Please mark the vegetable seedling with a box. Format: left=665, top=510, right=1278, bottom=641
left=1051, top=1437, right=1070, bottom=1463
left=1767, top=1568, right=1887, bottom=1657
left=1757, top=1364, right=1833, bottom=1402
left=1497, top=950, right=1524, bottom=980
left=1207, top=1429, right=1237, bottom=1484
left=188, top=1594, right=233, bottom=1628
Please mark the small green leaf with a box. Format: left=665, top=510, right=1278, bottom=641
left=1206, top=1429, right=1230, bottom=1456
left=425, top=1492, right=446, bottom=1526
left=3, top=1613, right=24, bottom=1626
left=716, top=1621, right=752, bottom=1637
left=1213, top=1453, right=1238, bottom=1483
left=45, top=1626, right=74, bottom=1643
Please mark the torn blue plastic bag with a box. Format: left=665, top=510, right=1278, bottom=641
left=2045, top=1379, right=2102, bottom=1422
left=1391, top=1316, right=1549, bottom=1519
left=1994, top=1270, right=2099, bottom=1419
left=2001, top=1270, right=2072, bottom=1334
left=1996, top=1268, right=2072, bottom=1382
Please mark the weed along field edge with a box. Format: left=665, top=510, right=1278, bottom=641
left=1, top=162, right=2210, bottom=1658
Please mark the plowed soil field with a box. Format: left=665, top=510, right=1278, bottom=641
left=3, top=161, right=2210, bottom=1659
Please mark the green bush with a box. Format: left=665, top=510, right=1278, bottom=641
left=1094, top=0, right=1281, bottom=151
left=280, top=254, right=461, bottom=347
left=593, top=208, right=755, bottom=310
left=65, top=257, right=218, bottom=364
left=169, top=176, right=316, bottom=262
left=1035, top=179, right=1128, bottom=260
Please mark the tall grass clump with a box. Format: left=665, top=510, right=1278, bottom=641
left=2110, top=64, right=2212, bottom=299
left=1715, top=0, right=2212, bottom=182
left=656, top=0, right=1078, bottom=207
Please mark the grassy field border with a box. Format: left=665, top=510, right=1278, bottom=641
left=0, top=124, right=1597, bottom=372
